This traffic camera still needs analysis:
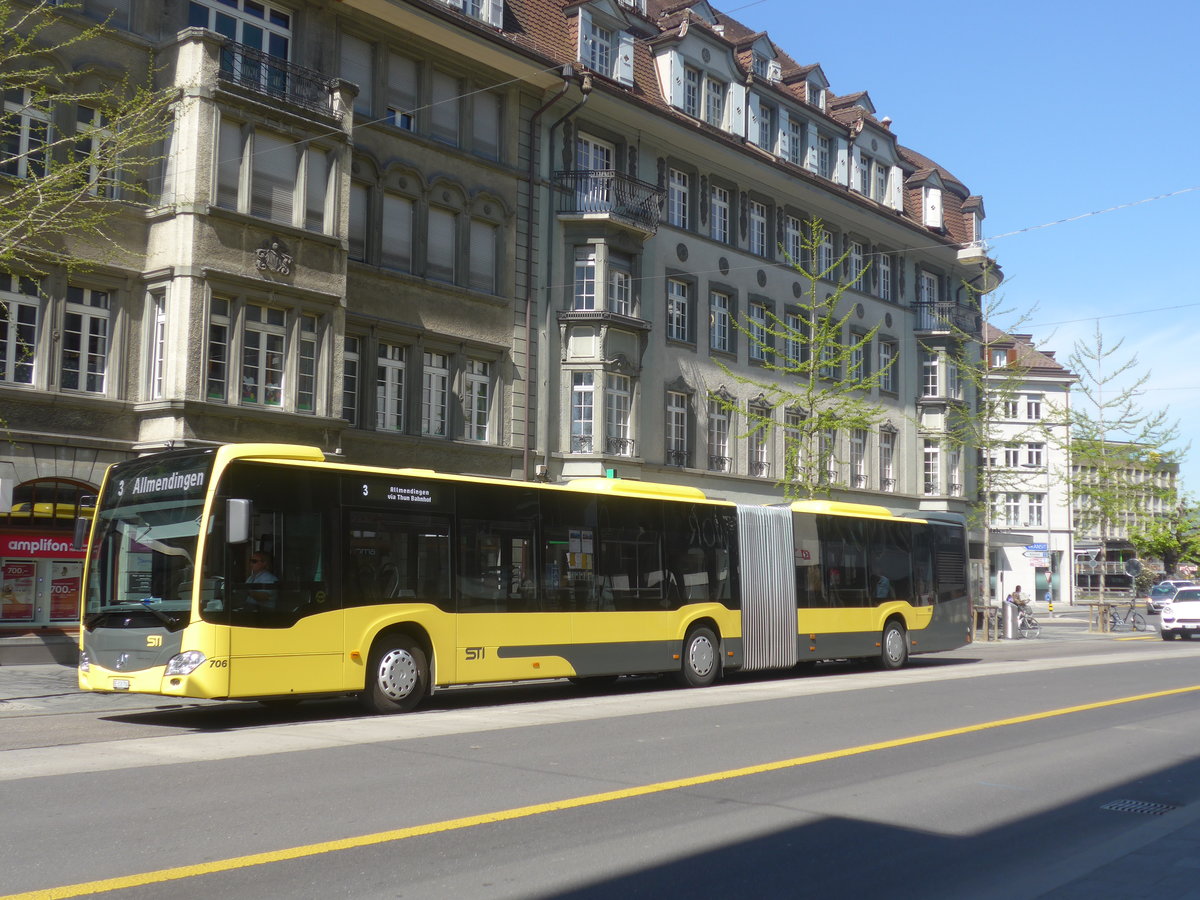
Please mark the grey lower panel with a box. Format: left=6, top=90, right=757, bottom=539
left=911, top=602, right=971, bottom=653
left=797, top=632, right=882, bottom=662
left=497, top=637, right=746, bottom=677
left=83, top=628, right=182, bottom=673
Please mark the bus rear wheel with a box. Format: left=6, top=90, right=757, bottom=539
left=676, top=626, right=720, bottom=688
left=361, top=635, right=428, bottom=714
left=878, top=621, right=908, bottom=670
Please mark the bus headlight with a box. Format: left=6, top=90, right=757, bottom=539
left=165, top=650, right=207, bottom=675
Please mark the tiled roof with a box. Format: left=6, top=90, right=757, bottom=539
left=458, top=0, right=985, bottom=246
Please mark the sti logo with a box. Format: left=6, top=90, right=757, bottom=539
left=146, top=635, right=163, bottom=648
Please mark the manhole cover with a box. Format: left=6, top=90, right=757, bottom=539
left=1100, top=799, right=1177, bottom=816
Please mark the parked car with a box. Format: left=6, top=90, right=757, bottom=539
left=1160, top=587, right=1200, bottom=640
left=1145, top=580, right=1195, bottom=613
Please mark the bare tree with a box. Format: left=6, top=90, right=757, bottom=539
left=711, top=217, right=896, bottom=499
left=0, top=0, right=172, bottom=277
left=1055, top=323, right=1183, bottom=606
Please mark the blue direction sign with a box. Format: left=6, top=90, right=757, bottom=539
left=1025, top=543, right=1048, bottom=551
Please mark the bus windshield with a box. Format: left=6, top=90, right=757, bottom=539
left=84, top=449, right=216, bottom=628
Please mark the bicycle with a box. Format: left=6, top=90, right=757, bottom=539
left=1108, top=602, right=1147, bottom=633
left=1016, top=605, right=1041, bottom=639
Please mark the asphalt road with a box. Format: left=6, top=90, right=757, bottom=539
left=3, top=635, right=1200, bottom=899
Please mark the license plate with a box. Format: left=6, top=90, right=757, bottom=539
left=112, top=679, right=131, bottom=691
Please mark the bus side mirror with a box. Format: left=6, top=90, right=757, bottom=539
left=227, top=499, right=253, bottom=544
left=72, top=516, right=90, bottom=551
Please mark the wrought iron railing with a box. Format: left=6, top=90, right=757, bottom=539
left=881, top=477, right=896, bottom=492
left=708, top=455, right=732, bottom=473
left=852, top=473, right=868, bottom=488
left=666, top=449, right=691, bottom=468
left=607, top=437, right=635, bottom=457
left=217, top=41, right=342, bottom=120
left=750, top=460, right=771, bottom=478
left=571, top=434, right=594, bottom=454
left=913, top=300, right=981, bottom=335
left=554, top=170, right=665, bottom=233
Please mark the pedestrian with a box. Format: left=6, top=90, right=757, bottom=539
left=1006, top=584, right=1026, bottom=607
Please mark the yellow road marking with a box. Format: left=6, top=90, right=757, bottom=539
left=8, top=683, right=1200, bottom=900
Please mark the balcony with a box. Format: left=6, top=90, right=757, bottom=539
left=554, top=170, right=664, bottom=234
left=751, top=460, right=771, bottom=478
left=913, top=301, right=981, bottom=337
left=217, top=42, right=343, bottom=121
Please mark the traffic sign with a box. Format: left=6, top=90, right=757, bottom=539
left=1023, top=553, right=1050, bottom=565
left=1025, top=543, right=1048, bottom=552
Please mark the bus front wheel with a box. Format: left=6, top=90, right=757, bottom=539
left=676, top=626, right=720, bottom=688
left=361, top=635, right=428, bottom=714
left=878, top=621, right=908, bottom=670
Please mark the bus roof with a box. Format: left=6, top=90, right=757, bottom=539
left=211, top=444, right=717, bottom=503
left=563, top=478, right=709, bottom=501
left=787, top=499, right=927, bottom=524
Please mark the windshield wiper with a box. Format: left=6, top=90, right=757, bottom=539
left=139, top=599, right=179, bottom=629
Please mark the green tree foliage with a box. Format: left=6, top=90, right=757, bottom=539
left=0, top=0, right=172, bottom=276
left=710, top=218, right=896, bottom=499
left=1130, top=498, right=1200, bottom=576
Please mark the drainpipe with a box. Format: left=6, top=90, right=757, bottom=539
left=521, top=69, right=573, bottom=481
left=527, top=73, right=592, bottom=480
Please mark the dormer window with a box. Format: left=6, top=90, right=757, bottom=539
left=705, top=75, right=726, bottom=126
left=807, top=83, right=824, bottom=109
left=577, top=5, right=634, bottom=85
left=617, top=0, right=645, bottom=11
left=681, top=65, right=727, bottom=127
left=582, top=17, right=613, bottom=73
left=752, top=54, right=769, bottom=78
left=442, top=0, right=504, bottom=28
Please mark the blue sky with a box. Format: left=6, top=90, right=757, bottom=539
left=736, top=0, right=1200, bottom=496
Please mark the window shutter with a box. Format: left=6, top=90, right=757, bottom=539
left=804, top=126, right=818, bottom=172
left=487, top=0, right=503, bottom=28
left=469, top=219, right=498, bottom=293
left=615, top=31, right=634, bottom=85
left=835, top=137, right=848, bottom=185
left=888, top=165, right=903, bottom=210
left=747, top=92, right=761, bottom=144
left=250, top=131, right=295, bottom=225
left=663, top=50, right=684, bottom=108
left=727, top=82, right=746, bottom=137
left=340, top=33, right=373, bottom=115
left=850, top=145, right=862, bottom=191
left=924, top=186, right=943, bottom=229
left=578, top=8, right=591, bottom=62
left=381, top=194, right=413, bottom=270
left=777, top=108, right=789, bottom=159
left=767, top=59, right=782, bottom=82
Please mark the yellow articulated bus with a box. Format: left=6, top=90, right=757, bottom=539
left=78, top=443, right=970, bottom=713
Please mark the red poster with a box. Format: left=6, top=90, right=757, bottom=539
left=1, top=562, right=35, bottom=621
left=50, top=566, right=82, bottom=620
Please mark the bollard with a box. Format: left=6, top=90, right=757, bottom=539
left=1003, top=602, right=1018, bottom=639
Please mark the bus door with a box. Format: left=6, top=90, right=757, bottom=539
left=219, top=464, right=343, bottom=698
left=455, top=484, right=553, bottom=682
